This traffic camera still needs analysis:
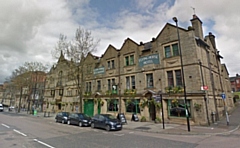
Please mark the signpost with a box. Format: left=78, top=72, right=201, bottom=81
left=221, top=92, right=229, bottom=125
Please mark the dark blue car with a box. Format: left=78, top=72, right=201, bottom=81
left=55, top=112, right=70, bottom=124
left=67, top=113, right=91, bottom=127
left=91, top=114, right=122, bottom=131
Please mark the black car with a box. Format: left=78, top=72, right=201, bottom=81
left=67, top=113, right=91, bottom=127
left=55, top=112, right=70, bottom=124
left=91, top=114, right=122, bottom=131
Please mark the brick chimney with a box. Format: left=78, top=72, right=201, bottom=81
left=190, top=14, right=203, bottom=39
left=208, top=32, right=216, bottom=49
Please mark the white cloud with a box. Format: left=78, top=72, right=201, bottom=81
left=165, top=0, right=240, bottom=76
left=0, top=0, right=239, bottom=83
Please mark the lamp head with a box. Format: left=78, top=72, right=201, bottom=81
left=172, top=17, right=178, bottom=23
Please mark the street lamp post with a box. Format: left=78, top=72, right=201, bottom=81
left=199, top=60, right=210, bottom=125
left=172, top=17, right=190, bottom=132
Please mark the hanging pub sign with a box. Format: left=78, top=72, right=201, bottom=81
left=138, top=54, right=160, bottom=67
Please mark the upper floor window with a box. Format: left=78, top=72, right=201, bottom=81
left=107, top=79, right=115, bottom=90
left=107, top=60, right=115, bottom=69
left=164, top=43, right=179, bottom=58
left=86, top=82, right=92, bottom=92
left=167, top=70, right=182, bottom=87
left=146, top=73, right=153, bottom=88
left=97, top=80, right=101, bottom=91
left=126, top=76, right=136, bottom=89
left=111, top=60, right=115, bottom=69
left=67, top=90, right=72, bottom=96
left=87, top=64, right=92, bottom=74
left=59, top=89, right=63, bottom=96
left=125, top=55, right=134, bottom=66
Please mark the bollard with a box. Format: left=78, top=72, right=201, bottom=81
left=211, top=112, right=215, bottom=123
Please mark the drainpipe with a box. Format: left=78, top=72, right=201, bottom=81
left=118, top=52, right=122, bottom=113
left=207, top=50, right=219, bottom=121
left=199, top=60, right=210, bottom=125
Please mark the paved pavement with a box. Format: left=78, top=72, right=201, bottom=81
left=8, top=101, right=240, bottom=135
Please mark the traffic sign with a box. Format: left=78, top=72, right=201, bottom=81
left=221, top=93, right=226, bottom=99
left=203, top=86, right=208, bottom=90
left=153, top=95, right=161, bottom=102
left=201, top=86, right=208, bottom=90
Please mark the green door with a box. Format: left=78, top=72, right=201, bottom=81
left=84, top=100, right=94, bottom=117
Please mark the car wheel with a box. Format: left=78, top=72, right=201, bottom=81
left=106, top=125, right=110, bottom=131
left=62, top=120, right=65, bottom=124
left=55, top=119, right=58, bottom=122
left=79, top=122, right=82, bottom=127
left=67, top=120, right=71, bottom=125
left=91, top=123, right=94, bottom=129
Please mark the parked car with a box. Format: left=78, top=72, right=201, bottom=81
left=8, top=106, right=15, bottom=112
left=91, top=114, right=122, bottom=131
left=0, top=104, right=3, bottom=112
left=67, top=113, right=91, bottom=127
left=55, top=112, right=70, bottom=124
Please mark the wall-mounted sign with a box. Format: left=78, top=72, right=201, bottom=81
left=94, top=67, right=105, bottom=75
left=138, top=54, right=160, bottom=67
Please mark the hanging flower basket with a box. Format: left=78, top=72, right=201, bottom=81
left=100, top=100, right=104, bottom=106
left=194, top=103, right=202, bottom=111
left=139, top=99, right=148, bottom=108
left=171, top=99, right=178, bottom=107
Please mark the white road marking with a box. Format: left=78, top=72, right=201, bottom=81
left=34, top=139, right=55, bottom=148
left=13, top=129, right=27, bottom=137
left=2, top=124, right=10, bottom=128
left=114, top=133, right=124, bottom=136
left=129, top=131, right=134, bottom=134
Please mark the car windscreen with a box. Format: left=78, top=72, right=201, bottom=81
left=62, top=112, right=69, bottom=116
left=105, top=115, right=115, bottom=119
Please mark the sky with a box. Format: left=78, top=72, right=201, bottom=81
left=0, top=0, right=240, bottom=83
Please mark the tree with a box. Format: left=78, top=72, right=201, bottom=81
left=52, top=27, right=100, bottom=113
left=9, top=62, right=49, bottom=113
left=52, top=27, right=100, bottom=62
left=51, top=34, right=68, bottom=60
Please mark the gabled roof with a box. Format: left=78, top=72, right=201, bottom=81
left=156, top=23, right=188, bottom=40
left=101, top=44, right=118, bottom=57
left=119, top=37, right=139, bottom=48
left=221, top=64, right=229, bottom=76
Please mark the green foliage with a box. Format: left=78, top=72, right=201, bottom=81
left=139, top=99, right=148, bottom=108
left=124, top=89, right=136, bottom=96
left=84, top=91, right=92, bottom=97
left=165, top=86, right=184, bottom=94
left=105, top=90, right=112, bottom=96
left=194, top=103, right=202, bottom=111
left=155, top=117, right=161, bottom=123
left=140, top=116, right=147, bottom=122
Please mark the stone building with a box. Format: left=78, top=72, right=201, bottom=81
left=44, top=14, right=233, bottom=125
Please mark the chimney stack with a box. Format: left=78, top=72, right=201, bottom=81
left=208, top=32, right=216, bottom=49
left=190, top=14, right=203, bottom=39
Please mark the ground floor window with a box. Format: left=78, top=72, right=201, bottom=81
left=168, top=99, right=191, bottom=117
left=107, top=99, right=118, bottom=112
left=125, top=99, right=140, bottom=113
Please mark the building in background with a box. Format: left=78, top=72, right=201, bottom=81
left=43, top=14, right=234, bottom=125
